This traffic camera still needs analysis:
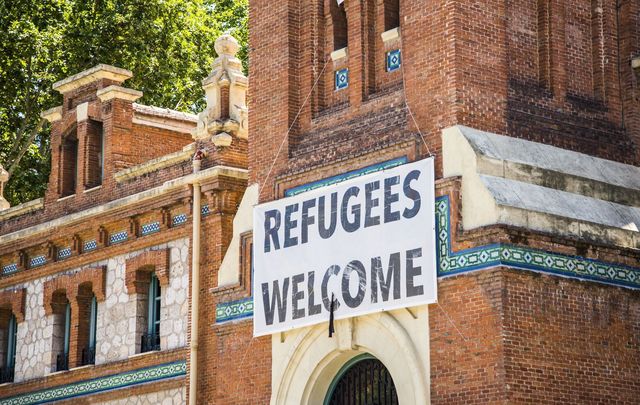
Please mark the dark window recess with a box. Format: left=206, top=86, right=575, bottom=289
left=0, top=314, right=17, bottom=383
left=85, top=120, right=103, bottom=189
left=80, top=295, right=98, bottom=366
left=55, top=352, right=69, bottom=372
left=59, top=130, right=78, bottom=197
left=141, top=274, right=161, bottom=353
left=331, top=0, right=348, bottom=50
left=326, top=356, right=399, bottom=405
left=384, top=0, right=400, bottom=31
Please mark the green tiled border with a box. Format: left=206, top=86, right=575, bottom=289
left=436, top=196, right=640, bottom=288
left=216, top=298, right=254, bottom=323
left=0, top=361, right=186, bottom=405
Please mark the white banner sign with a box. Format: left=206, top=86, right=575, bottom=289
left=253, top=158, right=436, bottom=336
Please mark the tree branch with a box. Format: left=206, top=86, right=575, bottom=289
left=7, top=117, right=46, bottom=177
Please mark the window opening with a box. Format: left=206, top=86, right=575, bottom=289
left=142, top=274, right=161, bottom=352
left=0, top=314, right=16, bottom=383
left=331, top=0, right=348, bottom=50
left=82, top=295, right=97, bottom=365
left=55, top=302, right=71, bottom=371
left=60, top=131, right=78, bottom=197
left=384, top=0, right=400, bottom=31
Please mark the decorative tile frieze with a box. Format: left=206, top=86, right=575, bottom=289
left=201, top=205, right=210, bottom=216
left=172, top=213, right=188, bottom=226
left=83, top=240, right=98, bottom=253
left=386, top=49, right=401, bottom=72
left=435, top=196, right=640, bottom=289
left=57, top=247, right=72, bottom=260
left=2, top=263, right=17, bottom=275
left=29, top=255, right=46, bottom=268
left=216, top=298, right=254, bottom=323
left=109, top=230, right=128, bottom=245
left=0, top=360, right=186, bottom=405
left=335, top=68, right=349, bottom=90
left=140, top=221, right=161, bottom=236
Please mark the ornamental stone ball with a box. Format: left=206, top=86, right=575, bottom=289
left=214, top=34, right=240, bottom=57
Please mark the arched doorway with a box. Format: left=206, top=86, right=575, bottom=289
left=324, top=354, right=399, bottom=405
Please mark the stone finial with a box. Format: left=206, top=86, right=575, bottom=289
left=193, top=34, right=248, bottom=143
left=0, top=164, right=9, bottom=211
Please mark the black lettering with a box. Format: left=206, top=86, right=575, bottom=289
left=370, top=252, right=401, bottom=303
left=284, top=203, right=299, bottom=248
left=321, top=265, right=341, bottom=311
left=341, top=186, right=361, bottom=233
left=318, top=193, right=338, bottom=239
left=403, top=170, right=422, bottom=219
left=406, top=248, right=424, bottom=297
left=263, top=209, right=281, bottom=253
left=261, top=279, right=289, bottom=325
left=364, top=181, right=380, bottom=228
left=384, top=176, right=401, bottom=223
left=301, top=199, right=316, bottom=244
left=308, top=271, right=322, bottom=316
left=342, top=260, right=366, bottom=308
left=291, top=273, right=305, bottom=320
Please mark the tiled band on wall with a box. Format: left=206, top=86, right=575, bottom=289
left=0, top=361, right=186, bottom=405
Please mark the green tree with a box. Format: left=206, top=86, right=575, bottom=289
left=0, top=0, right=247, bottom=206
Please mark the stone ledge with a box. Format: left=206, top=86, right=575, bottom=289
left=114, top=143, right=196, bottom=183
left=442, top=125, right=640, bottom=249
left=0, top=198, right=43, bottom=222
left=40, top=106, right=62, bottom=123
left=0, top=166, right=248, bottom=246
left=53, top=64, right=132, bottom=94
left=96, top=85, right=143, bottom=102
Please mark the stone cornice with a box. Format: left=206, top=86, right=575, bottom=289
left=0, top=198, right=44, bottom=222
left=40, top=106, right=63, bottom=123
left=96, top=85, right=143, bottom=102
left=0, top=166, right=247, bottom=247
left=52, top=64, right=132, bottom=94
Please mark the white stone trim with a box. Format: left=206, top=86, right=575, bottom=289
left=330, top=47, right=348, bottom=62
left=53, top=64, right=133, bottom=94
left=96, top=85, right=143, bottom=102
left=133, top=104, right=197, bottom=134
left=442, top=125, right=640, bottom=248
left=217, top=183, right=258, bottom=287
left=0, top=166, right=248, bottom=246
left=76, top=102, right=89, bottom=122
left=41, top=106, right=62, bottom=123
left=271, top=307, right=430, bottom=404
left=381, top=27, right=401, bottom=43
left=114, top=143, right=197, bottom=183
left=0, top=198, right=43, bottom=221
left=632, top=56, right=640, bottom=70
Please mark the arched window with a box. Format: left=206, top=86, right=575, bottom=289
left=331, top=0, right=348, bottom=50
left=0, top=313, right=17, bottom=383
left=325, top=354, right=399, bottom=405
left=384, top=0, right=400, bottom=31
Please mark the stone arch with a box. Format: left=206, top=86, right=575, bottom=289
left=271, top=307, right=430, bottom=404
left=125, top=249, right=170, bottom=294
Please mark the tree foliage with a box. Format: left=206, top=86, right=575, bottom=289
left=0, top=0, right=248, bottom=206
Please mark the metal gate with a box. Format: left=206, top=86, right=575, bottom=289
left=326, top=356, right=399, bottom=405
